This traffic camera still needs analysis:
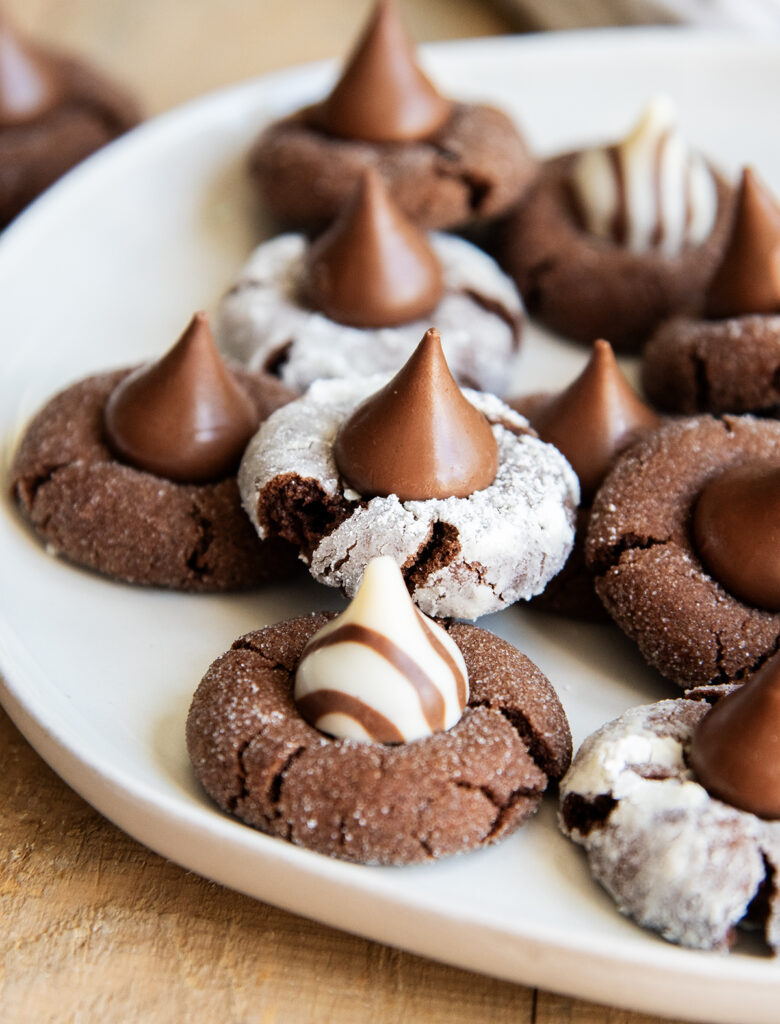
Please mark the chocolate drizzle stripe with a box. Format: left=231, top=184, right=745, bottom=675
left=296, top=689, right=405, bottom=744
left=302, top=623, right=446, bottom=730
left=608, top=146, right=627, bottom=246
left=417, top=612, right=467, bottom=708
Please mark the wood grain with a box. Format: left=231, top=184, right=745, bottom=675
left=0, top=704, right=689, bottom=1024
left=1, top=1, right=697, bottom=1021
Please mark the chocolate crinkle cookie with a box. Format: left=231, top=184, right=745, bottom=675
left=500, top=155, right=732, bottom=353
left=559, top=698, right=780, bottom=953
left=238, top=376, right=579, bottom=620
left=217, top=232, right=523, bottom=397
left=586, top=415, right=780, bottom=688
left=187, top=614, right=572, bottom=865
left=11, top=367, right=296, bottom=591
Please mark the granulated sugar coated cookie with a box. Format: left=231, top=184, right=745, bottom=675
left=188, top=558, right=571, bottom=865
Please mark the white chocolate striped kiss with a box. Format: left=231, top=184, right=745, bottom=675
left=294, top=556, right=468, bottom=743
left=570, top=95, right=718, bottom=257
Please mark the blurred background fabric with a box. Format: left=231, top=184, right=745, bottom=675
left=494, top=0, right=780, bottom=30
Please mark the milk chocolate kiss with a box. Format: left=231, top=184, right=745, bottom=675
left=104, top=312, right=258, bottom=485
left=689, top=651, right=780, bottom=819
left=334, top=328, right=498, bottom=501
left=300, top=169, right=444, bottom=328
left=308, top=0, right=451, bottom=143
left=705, top=168, right=780, bottom=318
left=693, top=461, right=780, bottom=611
left=529, top=339, right=661, bottom=498
left=0, top=16, right=62, bottom=128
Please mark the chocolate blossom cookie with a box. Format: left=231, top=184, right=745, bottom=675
left=560, top=652, right=780, bottom=953
left=643, top=168, right=780, bottom=415
left=502, top=97, right=732, bottom=352
left=510, top=339, right=660, bottom=618
left=218, top=170, right=523, bottom=396
left=250, top=0, right=536, bottom=232
left=187, top=557, right=572, bottom=865
left=586, top=414, right=780, bottom=688
left=12, top=313, right=297, bottom=591
left=0, top=14, right=139, bottom=228
left=238, top=329, right=579, bottom=620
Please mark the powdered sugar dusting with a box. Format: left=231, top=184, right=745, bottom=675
left=560, top=699, right=780, bottom=952
left=239, top=376, right=579, bottom=619
left=217, top=233, right=522, bottom=395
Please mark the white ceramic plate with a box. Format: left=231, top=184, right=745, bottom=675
left=1, top=28, right=778, bottom=1023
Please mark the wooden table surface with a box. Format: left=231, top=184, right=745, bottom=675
left=2, top=2, right=693, bottom=1022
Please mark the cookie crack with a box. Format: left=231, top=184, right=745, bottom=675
left=402, top=520, right=461, bottom=591
left=560, top=791, right=617, bottom=836
left=430, top=146, right=492, bottom=213
left=257, top=472, right=351, bottom=560
left=486, top=787, right=538, bottom=839
left=454, top=780, right=539, bottom=840
left=460, top=172, right=491, bottom=213
left=742, top=853, right=777, bottom=951
left=263, top=339, right=293, bottom=376
left=462, top=558, right=499, bottom=599
left=14, top=462, right=71, bottom=510
left=269, top=746, right=306, bottom=834
left=592, top=533, right=668, bottom=574
left=228, top=638, right=289, bottom=673
left=692, top=351, right=710, bottom=410
left=711, top=630, right=730, bottom=687
left=185, top=503, right=215, bottom=577
left=418, top=836, right=435, bottom=859
left=412, top=795, right=437, bottom=858
left=228, top=738, right=253, bottom=813
left=498, top=706, right=556, bottom=778
left=707, top=628, right=780, bottom=690
left=328, top=537, right=359, bottom=576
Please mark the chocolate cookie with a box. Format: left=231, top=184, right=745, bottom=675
left=509, top=340, right=662, bottom=619
left=500, top=155, right=732, bottom=352
left=586, top=415, right=780, bottom=687
left=252, top=101, right=536, bottom=233
left=0, top=21, right=139, bottom=228
left=559, top=696, right=780, bottom=953
left=11, top=367, right=297, bottom=591
left=187, top=613, right=572, bottom=865
left=642, top=314, right=780, bottom=415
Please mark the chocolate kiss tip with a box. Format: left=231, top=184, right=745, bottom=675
left=308, top=0, right=451, bottom=143
left=689, top=651, right=780, bottom=819
left=530, top=337, right=661, bottom=499
left=300, top=168, right=443, bottom=328
left=693, top=461, right=780, bottom=612
left=333, top=327, right=498, bottom=501
left=104, top=312, right=258, bottom=485
left=705, top=166, right=780, bottom=318
left=0, top=16, right=61, bottom=127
